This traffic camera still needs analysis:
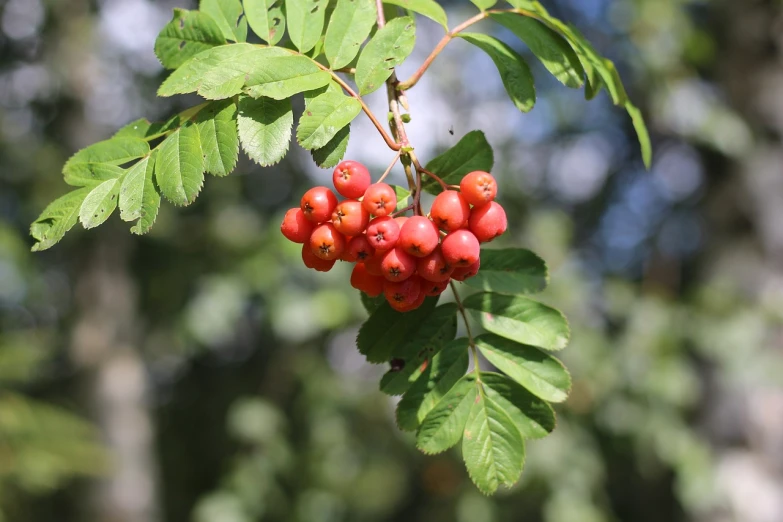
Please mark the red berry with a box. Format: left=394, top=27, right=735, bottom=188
left=441, top=229, right=480, bottom=267
left=393, top=215, right=409, bottom=229
left=364, top=253, right=384, bottom=276
left=350, top=263, right=385, bottom=297
left=460, top=171, right=497, bottom=207
left=331, top=199, right=370, bottom=237
left=416, top=246, right=454, bottom=283
left=469, top=201, right=507, bottom=242
left=384, top=276, right=422, bottom=311
left=451, top=258, right=480, bottom=281
left=309, top=223, right=346, bottom=261
left=362, top=183, right=397, bottom=217
left=281, top=208, right=313, bottom=243
left=398, top=216, right=439, bottom=257
left=302, top=244, right=336, bottom=272
left=430, top=190, right=470, bottom=231
left=333, top=160, right=371, bottom=199
left=380, top=246, right=417, bottom=282
left=301, top=186, right=338, bottom=223
left=346, top=235, right=375, bottom=262
left=423, top=279, right=449, bottom=296
left=365, top=216, right=400, bottom=252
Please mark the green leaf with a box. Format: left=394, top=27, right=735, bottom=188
left=458, top=33, right=535, bottom=113
left=196, top=100, right=240, bottom=176
left=490, top=13, right=584, bottom=88
left=470, top=0, right=497, bottom=10
left=379, top=303, right=458, bottom=395
left=158, top=44, right=288, bottom=100
left=462, top=385, right=525, bottom=495
left=63, top=138, right=150, bottom=176
left=285, top=0, right=329, bottom=53
left=360, top=293, right=386, bottom=314
left=464, top=248, right=548, bottom=295
left=422, top=130, right=494, bottom=194
left=464, top=292, right=570, bottom=351
left=30, top=188, right=90, bottom=251
left=200, top=0, right=248, bottom=42
left=79, top=178, right=121, bottom=229
left=114, top=119, right=153, bottom=139
left=394, top=185, right=411, bottom=210
left=119, top=153, right=161, bottom=235
left=396, top=338, right=469, bottom=431
left=154, top=9, right=226, bottom=70
left=626, top=101, right=652, bottom=169
left=311, top=124, right=350, bottom=168
left=237, top=96, right=293, bottom=167
left=156, top=123, right=204, bottom=206
left=324, top=0, right=377, bottom=69
left=296, top=91, right=362, bottom=150
left=382, top=0, right=447, bottom=30
left=357, top=297, right=438, bottom=363
left=244, top=0, right=285, bottom=45
left=476, top=334, right=570, bottom=403
left=244, top=55, right=332, bottom=100
left=481, top=372, right=555, bottom=439
left=355, top=17, right=416, bottom=95
left=416, top=374, right=478, bottom=454
left=63, top=163, right=125, bottom=188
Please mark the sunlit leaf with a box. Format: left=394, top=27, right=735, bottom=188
left=416, top=374, right=477, bottom=454
left=79, top=178, right=121, bottom=229
left=200, top=0, right=248, bottom=42
left=355, top=16, right=416, bottom=95
left=296, top=91, right=362, bottom=150
left=325, top=0, right=377, bottom=69
left=422, top=130, right=493, bottom=194
left=285, top=0, right=329, bottom=53
left=464, top=248, right=548, bottom=295
left=154, top=8, right=226, bottom=70
left=30, top=188, right=90, bottom=251
left=195, top=100, right=240, bottom=176
left=156, top=123, right=204, bottom=206
left=237, top=96, right=293, bottom=167
left=382, top=0, right=447, bottom=29
left=244, top=0, right=285, bottom=45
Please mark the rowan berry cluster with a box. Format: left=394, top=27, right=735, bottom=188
left=281, top=160, right=507, bottom=312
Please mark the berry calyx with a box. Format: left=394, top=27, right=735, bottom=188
left=460, top=171, right=497, bottom=207
left=302, top=244, right=336, bottom=272
left=309, top=223, right=346, bottom=261
left=416, top=246, right=454, bottom=283
left=350, top=263, right=385, bottom=297
left=441, top=229, right=480, bottom=267
left=331, top=199, right=370, bottom=236
left=301, top=186, right=338, bottom=223
left=430, top=190, right=470, bottom=231
left=380, top=247, right=417, bottom=282
left=365, top=216, right=400, bottom=252
left=333, top=160, right=371, bottom=199
left=281, top=208, right=313, bottom=243
left=398, top=216, right=439, bottom=257
left=423, top=279, right=450, bottom=296
left=451, top=258, right=480, bottom=281
left=384, top=276, right=422, bottom=311
left=362, top=183, right=397, bottom=217
left=468, top=201, right=508, bottom=243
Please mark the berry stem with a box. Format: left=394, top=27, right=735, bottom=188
left=450, top=281, right=481, bottom=377
left=413, top=160, right=448, bottom=191
left=378, top=150, right=401, bottom=184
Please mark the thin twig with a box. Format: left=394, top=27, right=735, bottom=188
left=378, top=150, right=401, bottom=183
left=450, top=281, right=481, bottom=377
left=412, top=155, right=448, bottom=191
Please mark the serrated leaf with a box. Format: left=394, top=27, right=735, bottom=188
left=154, top=9, right=226, bottom=70
left=355, top=17, right=416, bottom=95
left=476, top=334, right=570, bottom=403
left=464, top=292, right=570, bottom=351
left=63, top=163, right=125, bottom=188
left=397, top=338, right=469, bottom=431
left=244, top=55, right=331, bottom=100
left=464, top=248, right=548, bottom=295
left=324, top=0, right=377, bottom=69
left=114, top=119, right=153, bottom=139
left=119, top=153, right=161, bottom=235
left=79, top=178, right=121, bottom=229
left=382, top=0, right=447, bottom=30
left=462, top=385, right=525, bottom=495
left=357, top=297, right=438, bottom=363
left=196, top=100, right=240, bottom=176
left=156, top=123, right=204, bottom=206
left=458, top=32, right=535, bottom=113
left=490, top=13, right=584, bottom=88
left=380, top=303, right=458, bottom=395
left=200, top=0, right=248, bottom=42
left=237, top=96, right=293, bottom=167
left=481, top=372, right=555, bottom=439
left=30, top=188, right=90, bottom=251
left=158, top=44, right=288, bottom=100
left=422, top=130, right=493, bottom=194
left=470, top=0, right=497, bottom=10
left=626, top=101, right=652, bottom=169
left=285, top=0, right=328, bottom=53
left=63, top=138, right=150, bottom=176
left=311, top=124, right=350, bottom=168
left=244, top=0, right=285, bottom=45
left=394, top=185, right=411, bottom=210
left=296, top=91, right=362, bottom=150
left=416, top=374, right=477, bottom=454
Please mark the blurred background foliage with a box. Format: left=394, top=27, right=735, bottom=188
left=1, top=0, right=782, bottom=521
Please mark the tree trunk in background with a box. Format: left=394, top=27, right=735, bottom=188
left=69, top=235, right=159, bottom=522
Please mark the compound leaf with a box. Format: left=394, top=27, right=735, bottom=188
left=481, top=372, right=555, bottom=439
left=311, top=124, right=350, bottom=168
left=237, top=96, right=293, bottom=167
left=196, top=100, right=240, bottom=176
left=382, top=0, right=447, bottom=30
left=63, top=138, right=149, bottom=177
left=464, top=248, right=548, bottom=295
left=422, top=130, right=493, bottom=194
left=244, top=55, right=331, bottom=100
left=355, top=16, right=416, bottom=95
left=156, top=123, right=204, bottom=206
left=357, top=297, right=438, bottom=363
left=154, top=8, right=226, bottom=70
left=296, top=91, right=362, bottom=150
left=244, top=0, right=285, bottom=45
left=324, top=0, right=377, bottom=69
left=200, top=0, right=248, bottom=42
left=30, top=188, right=90, bottom=251
left=470, top=0, right=497, bottom=10
left=79, top=178, right=121, bottom=229
left=416, top=374, right=477, bottom=454
left=119, top=153, right=161, bottom=235
left=285, top=0, right=329, bottom=53
left=63, top=163, right=125, bottom=188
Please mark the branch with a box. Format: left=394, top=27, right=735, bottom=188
left=450, top=280, right=481, bottom=377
